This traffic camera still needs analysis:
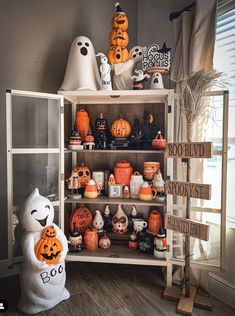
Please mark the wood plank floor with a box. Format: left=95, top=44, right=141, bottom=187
left=0, top=262, right=234, bottom=315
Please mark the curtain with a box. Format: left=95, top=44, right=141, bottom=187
left=169, top=0, right=217, bottom=289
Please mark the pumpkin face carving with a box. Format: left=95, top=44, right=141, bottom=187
left=112, top=13, right=128, bottom=31
left=107, top=46, right=129, bottom=64
left=35, top=226, right=63, bottom=265
left=109, top=29, right=129, bottom=47
left=111, top=118, right=131, bottom=138
left=73, top=165, right=91, bottom=187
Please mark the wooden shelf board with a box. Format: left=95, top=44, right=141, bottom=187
left=66, top=244, right=167, bottom=266
left=64, top=149, right=165, bottom=154
left=65, top=196, right=166, bottom=206
left=58, top=89, right=173, bottom=104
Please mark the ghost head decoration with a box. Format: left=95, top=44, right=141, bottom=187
left=60, top=36, right=100, bottom=91
left=129, top=46, right=145, bottom=62
left=150, top=72, right=164, bottom=89
left=20, top=188, right=54, bottom=232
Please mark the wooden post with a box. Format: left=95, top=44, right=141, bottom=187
left=185, top=122, right=192, bottom=298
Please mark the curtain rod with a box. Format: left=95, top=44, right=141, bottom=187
left=169, top=2, right=195, bottom=21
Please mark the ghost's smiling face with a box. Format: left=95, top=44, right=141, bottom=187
left=20, top=188, right=54, bottom=232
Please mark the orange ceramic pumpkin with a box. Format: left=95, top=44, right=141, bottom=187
left=112, top=13, right=128, bottom=31
left=107, top=46, right=129, bottom=64
left=73, top=164, right=91, bottom=187
left=111, top=118, right=131, bottom=138
left=109, top=29, right=129, bottom=47
left=76, top=109, right=90, bottom=139
left=35, top=226, right=63, bottom=265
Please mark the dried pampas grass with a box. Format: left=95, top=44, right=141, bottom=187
left=181, top=69, right=222, bottom=124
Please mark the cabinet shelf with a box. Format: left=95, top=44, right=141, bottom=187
left=66, top=245, right=167, bottom=266
left=58, top=89, right=174, bottom=104
left=64, top=149, right=165, bottom=154
left=65, top=196, right=166, bottom=206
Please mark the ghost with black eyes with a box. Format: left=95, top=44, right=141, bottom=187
left=59, top=35, right=101, bottom=91
left=18, top=188, right=70, bottom=314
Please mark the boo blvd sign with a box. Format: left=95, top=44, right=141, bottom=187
left=165, top=142, right=213, bottom=158
left=165, top=215, right=209, bottom=241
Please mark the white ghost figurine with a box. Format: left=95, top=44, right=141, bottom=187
left=96, top=53, right=112, bottom=91
left=113, top=46, right=145, bottom=90
left=60, top=36, right=100, bottom=91
left=150, top=72, right=164, bottom=89
left=18, top=188, right=70, bottom=314
left=92, top=210, right=104, bottom=233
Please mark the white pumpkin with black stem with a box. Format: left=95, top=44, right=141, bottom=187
left=18, top=188, right=70, bottom=314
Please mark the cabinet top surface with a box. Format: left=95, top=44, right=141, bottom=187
left=57, top=89, right=174, bottom=104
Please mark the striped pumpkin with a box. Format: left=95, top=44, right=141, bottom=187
left=111, top=118, right=131, bottom=138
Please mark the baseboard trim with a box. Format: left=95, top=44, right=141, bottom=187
left=209, top=272, right=235, bottom=308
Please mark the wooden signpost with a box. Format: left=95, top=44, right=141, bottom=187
left=163, top=141, right=213, bottom=315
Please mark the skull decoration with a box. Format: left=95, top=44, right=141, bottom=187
left=73, top=164, right=91, bottom=188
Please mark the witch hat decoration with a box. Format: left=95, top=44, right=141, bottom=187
left=158, top=42, right=171, bottom=54
left=157, top=225, right=165, bottom=238
left=71, top=223, right=79, bottom=237
left=115, top=2, right=124, bottom=13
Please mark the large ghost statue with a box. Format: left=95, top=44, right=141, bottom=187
left=60, top=36, right=101, bottom=91
left=18, top=188, right=70, bottom=314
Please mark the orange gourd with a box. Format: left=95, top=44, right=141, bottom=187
left=35, top=226, right=63, bottom=265
left=111, top=118, right=131, bottom=138
left=108, top=46, right=129, bottom=64
left=109, top=29, right=129, bottom=47
left=76, top=109, right=90, bottom=140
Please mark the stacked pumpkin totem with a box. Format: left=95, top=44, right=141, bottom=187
left=108, top=2, right=129, bottom=64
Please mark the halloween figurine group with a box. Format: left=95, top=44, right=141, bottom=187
left=60, top=2, right=171, bottom=92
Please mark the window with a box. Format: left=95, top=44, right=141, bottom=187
left=207, top=1, right=235, bottom=226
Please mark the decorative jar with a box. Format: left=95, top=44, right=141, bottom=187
left=84, top=229, right=98, bottom=251
left=114, top=160, right=133, bottom=186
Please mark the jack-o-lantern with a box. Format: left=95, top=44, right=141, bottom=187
left=108, top=46, right=129, bottom=64
left=109, top=29, right=129, bottom=47
left=112, top=3, right=129, bottom=31
left=35, top=226, right=63, bottom=265
left=111, top=118, right=131, bottom=138
left=73, top=164, right=91, bottom=188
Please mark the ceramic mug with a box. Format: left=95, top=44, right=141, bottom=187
left=138, top=182, right=157, bottom=201
left=84, top=179, right=101, bottom=198
left=143, top=162, right=160, bottom=180
left=132, top=218, right=148, bottom=233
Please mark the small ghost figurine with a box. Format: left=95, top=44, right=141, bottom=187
left=113, top=46, right=145, bottom=90
left=18, top=188, right=70, bottom=314
left=131, top=69, right=150, bottom=90
left=150, top=72, right=164, bottom=89
left=60, top=36, right=100, bottom=91
left=96, top=53, right=112, bottom=91
left=93, top=210, right=104, bottom=233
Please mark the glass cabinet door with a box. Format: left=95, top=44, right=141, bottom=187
left=6, top=90, right=64, bottom=268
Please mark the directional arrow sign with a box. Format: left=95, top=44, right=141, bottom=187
left=165, top=142, right=213, bottom=158
left=165, top=181, right=211, bottom=200
left=165, top=214, right=210, bottom=241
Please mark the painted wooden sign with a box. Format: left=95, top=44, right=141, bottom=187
left=165, top=214, right=209, bottom=241
left=165, top=181, right=211, bottom=200
left=165, top=142, right=213, bottom=158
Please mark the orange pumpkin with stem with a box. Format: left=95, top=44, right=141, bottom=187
left=109, top=29, right=129, bottom=47
left=111, top=118, right=131, bottom=138
left=35, top=226, right=63, bottom=265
